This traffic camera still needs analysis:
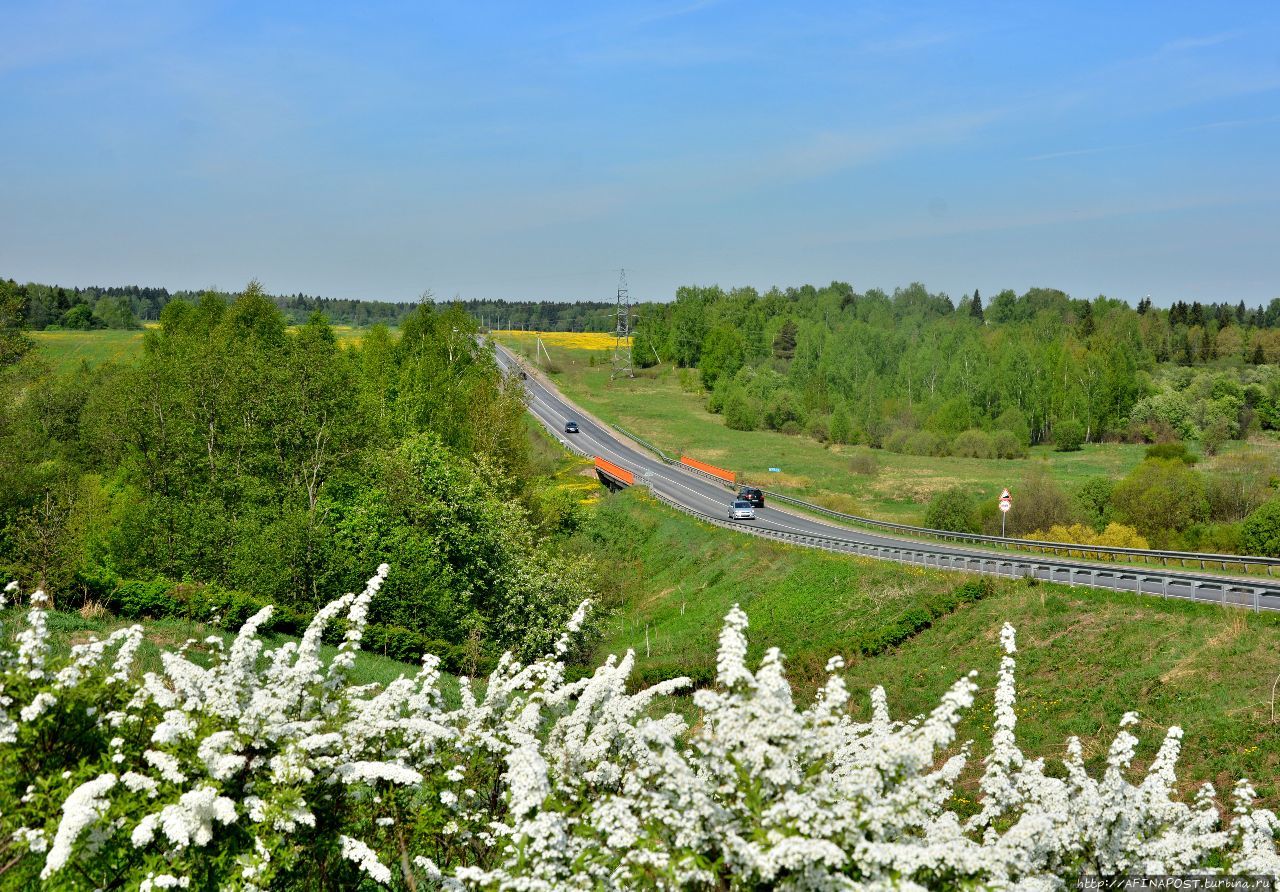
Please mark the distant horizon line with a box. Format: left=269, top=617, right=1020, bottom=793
left=5, top=272, right=1276, bottom=311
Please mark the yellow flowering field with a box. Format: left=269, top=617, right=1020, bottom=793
left=492, top=330, right=627, bottom=351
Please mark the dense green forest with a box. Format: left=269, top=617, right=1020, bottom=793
left=0, top=281, right=593, bottom=670
left=1, top=276, right=629, bottom=332
left=632, top=282, right=1280, bottom=449
left=621, top=282, right=1280, bottom=552
left=1, top=278, right=417, bottom=329
left=463, top=298, right=616, bottom=332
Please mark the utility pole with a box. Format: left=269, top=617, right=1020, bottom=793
left=611, top=268, right=634, bottom=380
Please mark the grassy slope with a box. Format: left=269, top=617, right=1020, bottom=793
left=588, top=488, right=1280, bottom=805
left=494, top=333, right=1154, bottom=524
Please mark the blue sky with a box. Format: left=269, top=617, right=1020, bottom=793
left=2, top=1, right=1278, bottom=305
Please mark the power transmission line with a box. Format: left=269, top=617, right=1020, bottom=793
left=611, top=268, right=634, bottom=380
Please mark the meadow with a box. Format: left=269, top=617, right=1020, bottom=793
left=495, top=333, right=1159, bottom=524
left=491, top=328, right=625, bottom=351
left=30, top=324, right=367, bottom=374
left=587, top=488, right=1280, bottom=806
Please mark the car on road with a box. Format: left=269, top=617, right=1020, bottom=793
left=737, top=486, right=765, bottom=508
left=564, top=420, right=580, bottom=434
left=519, top=370, right=528, bottom=380
left=728, top=499, right=756, bottom=521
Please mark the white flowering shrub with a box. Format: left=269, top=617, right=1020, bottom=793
left=1, top=571, right=1277, bottom=889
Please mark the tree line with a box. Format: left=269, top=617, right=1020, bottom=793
left=0, top=282, right=591, bottom=670
left=628, top=282, right=1280, bottom=451
left=2, top=278, right=419, bottom=330
left=464, top=298, right=617, bottom=332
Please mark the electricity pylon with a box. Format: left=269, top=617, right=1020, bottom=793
left=611, top=268, right=634, bottom=380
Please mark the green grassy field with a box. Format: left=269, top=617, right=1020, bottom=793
left=586, top=488, right=1280, bottom=806
left=30, top=329, right=149, bottom=375
left=30, top=325, right=367, bottom=375
left=496, top=332, right=1254, bottom=526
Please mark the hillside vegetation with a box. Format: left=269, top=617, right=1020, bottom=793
left=584, top=488, right=1280, bottom=805
left=0, top=283, right=594, bottom=676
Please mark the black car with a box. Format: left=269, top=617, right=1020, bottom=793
left=738, top=486, right=764, bottom=508
left=564, top=420, right=580, bottom=434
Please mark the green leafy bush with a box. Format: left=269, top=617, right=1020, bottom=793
left=951, top=429, right=995, bottom=459
left=1112, top=459, right=1209, bottom=541
left=724, top=391, right=759, bottom=430
left=1053, top=419, right=1085, bottom=451
left=924, top=487, right=978, bottom=533
left=1145, top=441, right=1198, bottom=464
left=1241, top=500, right=1280, bottom=556
left=883, top=428, right=912, bottom=453
left=904, top=430, right=945, bottom=457
left=112, top=579, right=179, bottom=620
left=829, top=404, right=855, bottom=445
left=992, top=429, right=1029, bottom=459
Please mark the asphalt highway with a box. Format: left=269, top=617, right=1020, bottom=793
left=493, top=343, right=1280, bottom=612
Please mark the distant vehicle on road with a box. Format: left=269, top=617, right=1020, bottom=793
left=519, top=370, right=528, bottom=380
left=729, top=499, right=756, bottom=521
left=564, top=420, right=580, bottom=434
left=738, top=486, right=765, bottom=508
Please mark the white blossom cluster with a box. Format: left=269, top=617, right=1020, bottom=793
left=0, top=570, right=1277, bottom=889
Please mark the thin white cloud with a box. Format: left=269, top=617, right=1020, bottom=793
left=571, top=38, right=756, bottom=68
left=859, top=30, right=958, bottom=55
left=1026, top=143, right=1143, bottom=162
left=765, top=109, right=1004, bottom=181
left=632, top=0, right=726, bottom=27
left=812, top=190, right=1280, bottom=248
left=1026, top=111, right=1280, bottom=163
left=1158, top=32, right=1241, bottom=54
left=1190, top=113, right=1280, bottom=130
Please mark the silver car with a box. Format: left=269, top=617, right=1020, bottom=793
left=729, top=499, right=756, bottom=521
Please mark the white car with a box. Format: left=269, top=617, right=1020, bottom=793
left=728, top=499, right=756, bottom=521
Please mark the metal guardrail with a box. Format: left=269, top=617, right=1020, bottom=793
left=642, top=485, right=1279, bottom=614
left=530, top=407, right=1279, bottom=612
left=608, top=424, right=1280, bottom=576
left=754, top=489, right=1280, bottom=575
left=611, top=425, right=677, bottom=465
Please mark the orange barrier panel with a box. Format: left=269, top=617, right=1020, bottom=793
left=680, top=455, right=736, bottom=484
left=594, top=456, right=635, bottom=486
